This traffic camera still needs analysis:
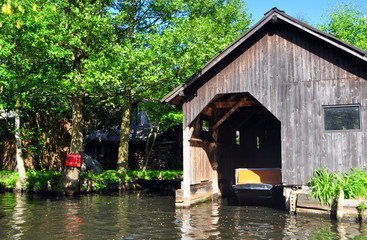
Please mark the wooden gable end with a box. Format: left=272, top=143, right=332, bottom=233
left=179, top=16, right=367, bottom=185
left=166, top=8, right=367, bottom=206
left=182, top=20, right=367, bottom=128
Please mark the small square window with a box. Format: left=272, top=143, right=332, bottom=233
left=200, top=117, right=212, bottom=140
left=324, top=105, right=360, bottom=131
left=235, top=130, right=240, bottom=145
left=202, top=119, right=210, bottom=132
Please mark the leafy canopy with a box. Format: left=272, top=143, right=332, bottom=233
left=319, top=3, right=367, bottom=51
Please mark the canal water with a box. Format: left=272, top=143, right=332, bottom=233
left=0, top=192, right=366, bottom=240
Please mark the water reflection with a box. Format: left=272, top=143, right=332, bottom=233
left=11, top=194, right=25, bottom=240
left=0, top=193, right=367, bottom=239
left=175, top=199, right=367, bottom=240
left=176, top=202, right=220, bottom=239
left=175, top=200, right=287, bottom=239
left=62, top=201, right=85, bottom=239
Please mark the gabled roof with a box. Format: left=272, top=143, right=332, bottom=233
left=162, top=7, right=367, bottom=105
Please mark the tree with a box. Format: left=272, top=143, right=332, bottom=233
left=1, top=0, right=252, bottom=189
left=108, top=0, right=252, bottom=171
left=319, top=3, right=367, bottom=50
left=0, top=0, right=117, bottom=193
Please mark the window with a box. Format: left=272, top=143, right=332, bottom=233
left=200, top=118, right=212, bottom=140
left=324, top=105, right=360, bottom=131
left=235, top=130, right=240, bottom=145
left=201, top=119, right=210, bottom=132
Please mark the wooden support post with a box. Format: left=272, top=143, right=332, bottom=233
left=289, top=191, right=297, bottom=213
left=177, top=125, right=194, bottom=207
left=336, top=188, right=344, bottom=221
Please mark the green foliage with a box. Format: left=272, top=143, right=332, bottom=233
left=0, top=170, right=19, bottom=189
left=138, top=101, right=182, bottom=131
left=309, top=168, right=367, bottom=206
left=25, top=169, right=61, bottom=192
left=1, top=0, right=253, bottom=170
left=80, top=170, right=182, bottom=191
left=0, top=169, right=182, bottom=192
left=80, top=170, right=120, bottom=191
left=0, top=0, right=117, bottom=158
left=358, top=201, right=367, bottom=212
left=127, top=170, right=183, bottom=180
left=339, top=168, right=367, bottom=199
left=320, top=3, right=367, bottom=50
left=309, top=168, right=338, bottom=206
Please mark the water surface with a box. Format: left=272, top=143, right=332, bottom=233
left=0, top=192, right=366, bottom=239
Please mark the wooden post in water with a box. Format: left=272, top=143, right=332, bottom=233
left=289, top=190, right=297, bottom=213
left=178, top=126, right=193, bottom=207
left=336, top=188, right=344, bottom=221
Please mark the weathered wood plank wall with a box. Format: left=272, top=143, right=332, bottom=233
left=189, top=142, right=215, bottom=184
left=183, top=21, right=367, bottom=186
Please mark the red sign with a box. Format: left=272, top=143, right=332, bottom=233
left=65, top=154, right=82, bottom=167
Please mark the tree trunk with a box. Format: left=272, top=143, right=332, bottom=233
left=117, top=97, right=131, bottom=171
left=142, top=125, right=159, bottom=171
left=14, top=110, right=26, bottom=191
left=59, top=96, right=84, bottom=194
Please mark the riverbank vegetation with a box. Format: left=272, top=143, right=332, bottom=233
left=0, top=169, right=182, bottom=193
left=309, top=168, right=367, bottom=206
left=0, top=0, right=251, bottom=193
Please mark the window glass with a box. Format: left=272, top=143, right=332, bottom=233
left=324, top=106, right=360, bottom=131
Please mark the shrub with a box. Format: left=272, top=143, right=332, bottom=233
left=80, top=170, right=183, bottom=191
left=357, top=201, right=367, bottom=212
left=0, top=170, right=19, bottom=189
left=0, top=169, right=183, bottom=192
left=338, top=168, right=367, bottom=199
left=25, top=169, right=61, bottom=192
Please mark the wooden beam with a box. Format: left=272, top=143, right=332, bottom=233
left=201, top=104, right=215, bottom=116
left=212, top=97, right=249, bottom=130
left=213, top=101, right=237, bottom=108
left=213, top=98, right=256, bottom=108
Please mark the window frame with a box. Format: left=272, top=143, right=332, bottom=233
left=323, top=104, right=361, bottom=132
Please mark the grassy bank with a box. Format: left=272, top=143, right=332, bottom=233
left=0, top=169, right=182, bottom=193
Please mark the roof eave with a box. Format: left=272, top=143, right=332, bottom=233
left=162, top=10, right=277, bottom=105
left=161, top=83, right=186, bottom=104
left=162, top=7, right=367, bottom=105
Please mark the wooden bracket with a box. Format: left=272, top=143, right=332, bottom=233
left=212, top=97, right=250, bottom=130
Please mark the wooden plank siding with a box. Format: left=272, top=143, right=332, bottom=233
left=181, top=20, right=367, bottom=186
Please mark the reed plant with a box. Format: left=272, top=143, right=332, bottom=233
left=309, top=168, right=338, bottom=205
left=309, top=168, right=367, bottom=206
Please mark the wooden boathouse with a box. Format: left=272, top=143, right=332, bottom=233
left=163, top=8, right=367, bottom=207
